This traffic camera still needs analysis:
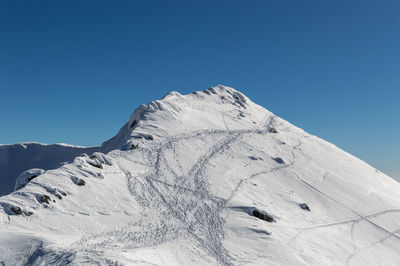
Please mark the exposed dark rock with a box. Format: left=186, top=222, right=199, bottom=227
left=207, top=87, right=217, bottom=94
left=249, top=156, right=263, bottom=161
left=252, top=209, right=275, bottom=222
left=299, top=203, right=310, bottom=211
left=130, top=120, right=137, bottom=128
left=10, top=207, right=22, bottom=215
left=77, top=179, right=85, bottom=186
left=39, top=195, right=51, bottom=204
left=27, top=175, right=39, bottom=182
left=71, top=177, right=85, bottom=186
left=131, top=143, right=139, bottom=149
left=272, top=157, right=285, bottom=164
left=55, top=193, right=62, bottom=200
left=10, top=206, right=22, bottom=215
left=269, top=127, right=278, bottom=134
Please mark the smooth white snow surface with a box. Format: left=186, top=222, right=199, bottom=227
left=1, top=85, right=400, bottom=265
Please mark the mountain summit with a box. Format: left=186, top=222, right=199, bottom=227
left=102, top=86, right=275, bottom=151
left=1, top=86, right=400, bottom=265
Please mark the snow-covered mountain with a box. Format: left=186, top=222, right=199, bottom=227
left=0, top=124, right=132, bottom=197
left=1, top=86, right=400, bottom=265
left=0, top=143, right=100, bottom=196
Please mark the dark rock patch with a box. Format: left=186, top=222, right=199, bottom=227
left=299, top=203, right=310, bottom=211
left=203, top=89, right=211, bottom=95
left=130, top=120, right=137, bottom=128
left=269, top=127, right=278, bottom=134
left=229, top=206, right=276, bottom=223
left=252, top=209, right=275, bottom=222
left=34, top=183, right=66, bottom=200
left=55, top=193, right=62, bottom=200
left=272, top=157, right=285, bottom=164
left=27, top=175, right=39, bottom=182
left=207, top=87, right=217, bottom=94
left=10, top=206, right=22, bottom=215
left=39, top=195, right=51, bottom=204
left=131, top=143, right=139, bottom=149
left=71, top=177, right=86, bottom=186
left=249, top=156, right=263, bottom=161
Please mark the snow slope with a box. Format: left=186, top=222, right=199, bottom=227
left=0, top=143, right=100, bottom=196
left=1, top=85, right=400, bottom=265
left=0, top=123, right=130, bottom=197
left=0, top=143, right=99, bottom=196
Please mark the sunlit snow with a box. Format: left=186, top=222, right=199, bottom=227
left=1, top=86, right=400, bottom=265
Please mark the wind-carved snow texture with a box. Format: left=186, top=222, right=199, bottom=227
left=1, top=85, right=400, bottom=265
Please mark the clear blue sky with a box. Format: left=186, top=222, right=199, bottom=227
left=1, top=1, right=399, bottom=179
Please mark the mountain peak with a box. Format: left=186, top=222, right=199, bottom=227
left=106, top=86, right=275, bottom=151
left=2, top=86, right=400, bottom=265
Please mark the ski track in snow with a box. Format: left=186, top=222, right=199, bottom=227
left=67, top=127, right=292, bottom=265
left=276, top=140, right=400, bottom=265
left=32, top=126, right=400, bottom=265
left=3, top=86, right=400, bottom=265
left=288, top=148, right=400, bottom=266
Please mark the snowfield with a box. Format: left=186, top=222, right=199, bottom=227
left=1, top=86, right=400, bottom=265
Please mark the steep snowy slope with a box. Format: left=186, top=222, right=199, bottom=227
left=0, top=123, right=130, bottom=197
left=1, top=86, right=400, bottom=265
left=0, top=103, right=146, bottom=198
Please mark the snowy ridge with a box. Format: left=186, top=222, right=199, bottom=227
left=1, top=85, right=400, bottom=265
left=108, top=86, right=276, bottom=149
left=0, top=143, right=101, bottom=196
